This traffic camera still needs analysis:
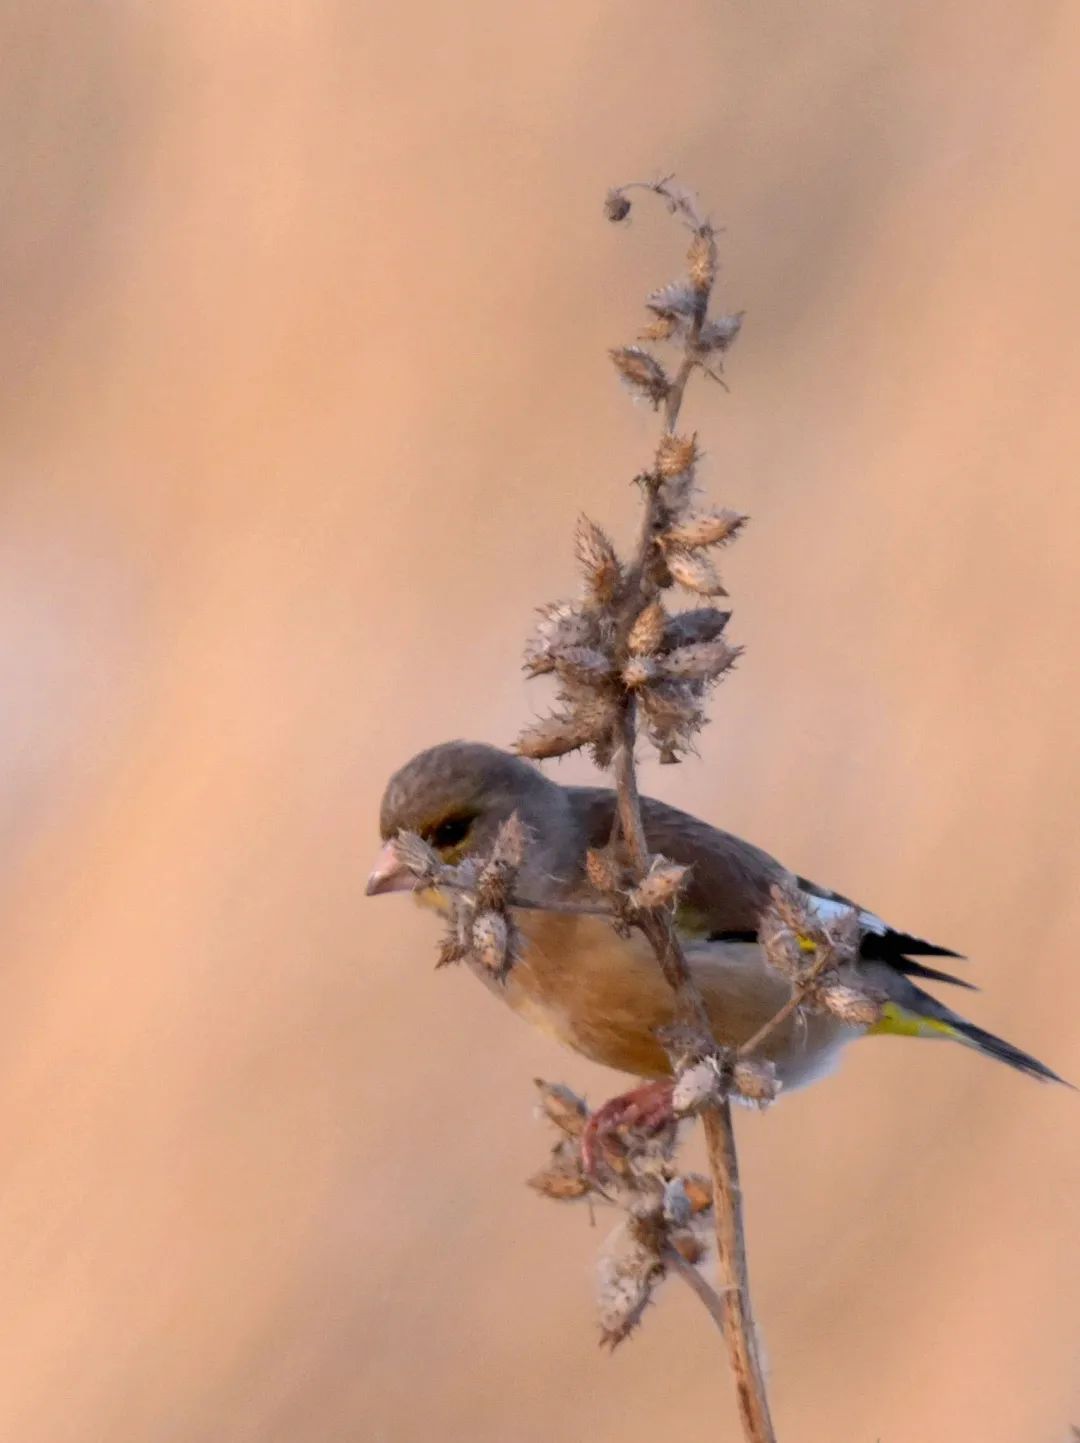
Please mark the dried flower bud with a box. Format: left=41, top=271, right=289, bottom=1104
left=665, top=547, right=728, bottom=597
left=525, top=601, right=598, bottom=675
left=628, top=600, right=667, bottom=655
left=639, top=682, right=707, bottom=756
left=732, top=1057, right=780, bottom=1106
left=687, top=227, right=718, bottom=294
left=513, top=707, right=610, bottom=760
left=656, top=432, right=699, bottom=479
left=628, top=857, right=689, bottom=911
left=698, top=312, right=743, bottom=353
left=646, top=281, right=698, bottom=321
left=622, top=656, right=660, bottom=689
left=575, top=516, right=621, bottom=604
left=528, top=1159, right=590, bottom=1200
left=672, top=1059, right=722, bottom=1115
left=639, top=315, right=677, bottom=342
left=664, top=509, right=746, bottom=550
left=553, top=646, right=614, bottom=687
left=660, top=638, right=740, bottom=683
left=604, top=188, right=631, bottom=223
left=435, top=935, right=469, bottom=970
left=609, top=346, right=671, bottom=409
left=534, top=1079, right=589, bottom=1137
left=585, top=847, right=623, bottom=895
left=471, top=910, right=510, bottom=977
left=597, top=1220, right=664, bottom=1348
left=662, top=608, right=731, bottom=649
left=818, top=982, right=884, bottom=1027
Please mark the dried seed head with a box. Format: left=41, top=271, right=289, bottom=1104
left=639, top=682, right=707, bottom=756
left=525, top=600, right=598, bottom=675
left=513, top=706, right=610, bottom=760
left=528, top=1157, right=590, bottom=1200
left=664, top=547, right=728, bottom=597
left=609, top=346, right=671, bottom=409
left=645, top=281, right=698, bottom=322
left=672, top=1058, right=723, bottom=1116
left=585, top=847, right=623, bottom=895
left=622, top=655, right=660, bottom=690
left=628, top=856, right=689, bottom=911
left=639, top=315, right=678, bottom=342
left=732, top=1057, right=780, bottom=1106
left=627, top=600, right=667, bottom=655
left=656, top=432, right=699, bottom=479
left=435, top=935, right=469, bottom=970
left=664, top=509, right=747, bottom=550
left=597, top=1219, right=664, bottom=1348
left=687, top=227, right=718, bottom=294
left=534, top=1079, right=588, bottom=1137
left=818, top=981, right=884, bottom=1028
left=660, top=638, right=741, bottom=683
left=604, top=188, right=631, bottom=223
left=662, top=607, right=731, bottom=649
left=698, top=311, right=743, bottom=353
left=575, top=516, right=621, bottom=604
left=553, top=646, right=615, bottom=687
left=471, top=910, right=511, bottom=977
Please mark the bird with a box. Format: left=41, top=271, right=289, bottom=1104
left=367, top=740, right=1065, bottom=1117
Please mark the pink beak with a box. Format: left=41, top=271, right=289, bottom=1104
left=365, top=839, right=417, bottom=897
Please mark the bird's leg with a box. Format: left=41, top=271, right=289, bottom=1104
left=580, top=1079, right=677, bottom=1177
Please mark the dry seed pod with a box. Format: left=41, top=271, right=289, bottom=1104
left=662, top=608, right=731, bottom=649
left=471, top=911, right=510, bottom=975
left=732, top=1058, right=779, bottom=1106
left=661, top=639, right=740, bottom=683
left=534, top=1079, right=589, bottom=1136
left=514, top=711, right=603, bottom=760
left=622, top=656, right=660, bottom=690
left=597, top=1220, right=664, bottom=1348
left=656, top=432, right=699, bottom=479
left=575, top=517, right=621, bottom=604
left=585, top=848, right=623, bottom=895
left=628, top=600, right=667, bottom=655
left=664, top=509, right=746, bottom=550
left=628, top=858, right=689, bottom=911
left=609, top=346, right=671, bottom=408
left=698, top=312, right=743, bottom=352
left=664, top=548, right=728, bottom=597
left=646, top=281, right=698, bottom=321
left=687, top=227, right=718, bottom=294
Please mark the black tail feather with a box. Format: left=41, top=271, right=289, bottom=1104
left=951, top=1019, right=1071, bottom=1086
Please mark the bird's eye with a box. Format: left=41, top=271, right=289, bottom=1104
left=430, top=815, right=472, bottom=850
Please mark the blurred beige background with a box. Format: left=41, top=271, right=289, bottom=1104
left=2, top=2, right=1078, bottom=1440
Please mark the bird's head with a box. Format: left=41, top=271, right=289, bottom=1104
left=366, top=740, right=574, bottom=897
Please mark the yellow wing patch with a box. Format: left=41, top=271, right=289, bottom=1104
left=870, top=1001, right=959, bottom=1040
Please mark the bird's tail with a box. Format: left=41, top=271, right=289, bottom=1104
left=871, top=998, right=1069, bottom=1085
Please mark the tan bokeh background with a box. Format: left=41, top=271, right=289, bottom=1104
left=2, top=2, right=1078, bottom=1439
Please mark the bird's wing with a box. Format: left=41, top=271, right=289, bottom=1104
left=566, top=786, right=969, bottom=987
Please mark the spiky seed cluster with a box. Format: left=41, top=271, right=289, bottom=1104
left=528, top=1079, right=715, bottom=1347
left=518, top=202, right=746, bottom=770
left=391, top=818, right=526, bottom=984
left=759, top=883, right=885, bottom=1027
